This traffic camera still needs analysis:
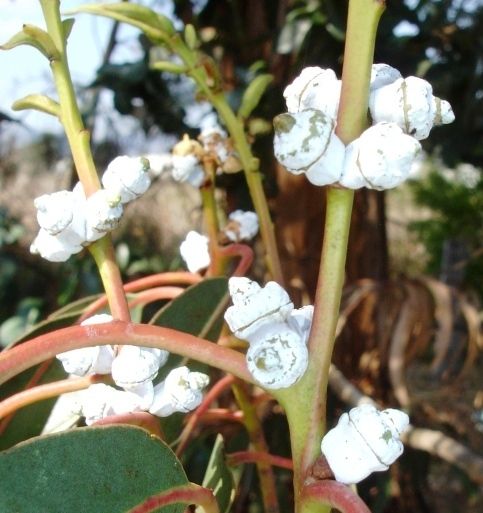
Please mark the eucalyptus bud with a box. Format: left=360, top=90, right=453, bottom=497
left=179, top=230, right=210, bottom=273
left=283, top=67, right=341, bottom=120
left=321, top=404, right=409, bottom=484
left=224, top=277, right=293, bottom=342
left=149, top=366, right=209, bottom=417
left=369, top=76, right=455, bottom=140
left=84, top=189, right=123, bottom=242
left=340, top=122, right=421, bottom=190
left=102, top=156, right=151, bottom=204
left=223, top=210, right=259, bottom=242
left=370, top=63, right=402, bottom=91
left=273, top=109, right=345, bottom=186
left=246, top=322, right=308, bottom=389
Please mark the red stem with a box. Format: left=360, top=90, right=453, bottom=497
left=0, top=322, right=253, bottom=386
left=176, top=374, right=236, bottom=455
left=0, top=374, right=106, bottom=420
left=79, top=272, right=201, bottom=321
left=127, top=287, right=185, bottom=308
left=218, top=243, right=254, bottom=276
left=227, top=451, right=294, bottom=471
left=92, top=412, right=163, bottom=439
left=302, top=481, right=371, bottom=513
left=0, top=359, right=53, bottom=435
left=126, top=483, right=220, bottom=513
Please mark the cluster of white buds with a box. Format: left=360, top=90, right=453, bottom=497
left=222, top=210, right=259, bottom=242
left=57, top=315, right=209, bottom=424
left=274, top=63, right=454, bottom=190
left=224, top=277, right=312, bottom=389
left=179, top=230, right=211, bottom=273
left=31, top=156, right=152, bottom=262
left=154, top=127, right=242, bottom=188
left=321, top=404, right=409, bottom=484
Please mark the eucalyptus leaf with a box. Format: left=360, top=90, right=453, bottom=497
left=198, top=434, right=235, bottom=513
left=0, top=24, right=60, bottom=60
left=0, top=426, right=188, bottom=513
left=12, top=94, right=60, bottom=117
left=238, top=74, right=273, bottom=119
left=70, top=3, right=175, bottom=42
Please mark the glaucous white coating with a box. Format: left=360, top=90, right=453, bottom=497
left=56, top=314, right=116, bottom=375
left=111, top=346, right=169, bottom=390
left=179, top=230, right=211, bottom=273
left=224, top=210, right=259, bottom=242
left=80, top=383, right=144, bottom=425
left=369, top=76, right=455, bottom=140
left=273, top=110, right=345, bottom=186
left=283, top=66, right=341, bottom=119
left=30, top=228, right=81, bottom=262
left=84, top=189, right=123, bottom=242
left=246, top=322, right=308, bottom=389
left=171, top=154, right=205, bottom=187
left=369, top=63, right=402, bottom=91
left=340, top=122, right=421, bottom=190
left=102, top=155, right=152, bottom=204
left=288, top=305, right=314, bottom=344
left=321, top=404, right=410, bottom=484
left=149, top=366, right=209, bottom=417
left=224, top=277, right=293, bottom=341
left=35, top=190, right=74, bottom=236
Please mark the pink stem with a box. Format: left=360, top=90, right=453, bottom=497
left=78, top=272, right=201, bottom=321
left=177, top=374, right=235, bottom=455
left=92, top=412, right=163, bottom=439
left=218, top=243, right=254, bottom=276
left=227, top=451, right=294, bottom=470
left=302, top=481, right=371, bottom=513
left=0, top=374, right=105, bottom=420
left=0, top=322, right=252, bottom=387
left=126, top=483, right=220, bottom=513
left=127, top=287, right=185, bottom=308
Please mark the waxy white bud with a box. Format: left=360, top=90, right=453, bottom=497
left=30, top=229, right=81, bottom=262
left=35, top=190, right=74, bottom=236
left=84, top=189, right=123, bottom=242
left=80, top=383, right=144, bottom=425
left=179, top=230, right=211, bottom=273
left=369, top=76, right=455, bottom=140
left=149, top=366, right=209, bottom=417
left=111, top=346, right=169, bottom=390
left=283, top=67, right=341, bottom=120
left=224, top=210, right=259, bottom=242
left=246, top=322, right=308, bottom=389
left=102, top=156, right=151, bottom=204
left=288, top=305, right=314, bottom=343
left=171, top=155, right=205, bottom=188
left=321, top=404, right=410, bottom=484
left=56, top=314, right=115, bottom=375
left=340, top=122, right=421, bottom=190
left=273, top=110, right=345, bottom=186
left=370, top=63, right=402, bottom=91
left=224, top=277, right=293, bottom=341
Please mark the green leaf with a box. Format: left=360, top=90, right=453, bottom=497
left=0, top=426, right=188, bottom=513
left=150, top=277, right=229, bottom=341
left=69, top=3, right=175, bottom=42
left=199, top=435, right=235, bottom=513
left=238, top=74, right=273, bottom=119
left=12, top=94, right=60, bottom=117
left=0, top=360, right=67, bottom=451
left=0, top=24, right=60, bottom=60
left=184, top=24, right=198, bottom=50
left=62, top=18, right=75, bottom=41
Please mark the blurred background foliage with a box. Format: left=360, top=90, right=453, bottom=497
left=0, top=1, right=482, bottom=512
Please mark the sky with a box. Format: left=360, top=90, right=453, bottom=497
left=0, top=0, right=147, bottom=136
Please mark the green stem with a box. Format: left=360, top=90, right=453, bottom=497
left=39, top=0, right=130, bottom=320
left=275, top=2, right=385, bottom=512
left=232, top=382, right=280, bottom=513
left=169, top=38, right=284, bottom=284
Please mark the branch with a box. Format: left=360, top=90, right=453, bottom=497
left=0, top=322, right=253, bottom=386
left=227, top=451, right=293, bottom=471
left=126, top=483, right=219, bottom=513
left=302, top=481, right=371, bottom=513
